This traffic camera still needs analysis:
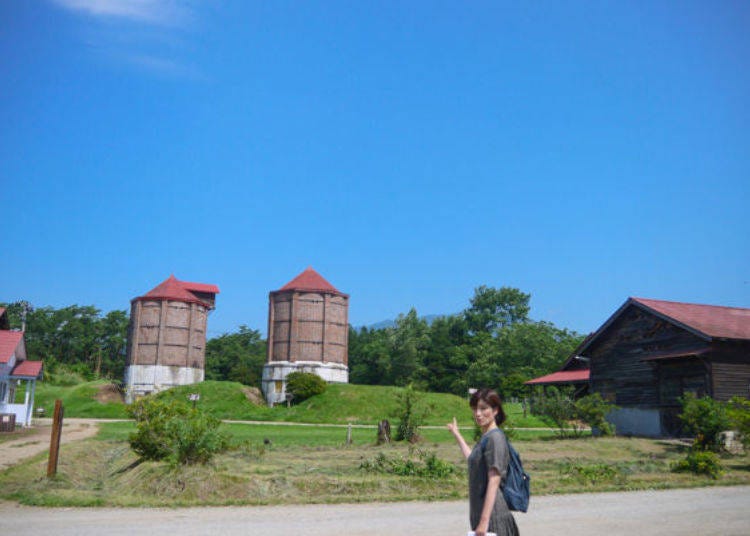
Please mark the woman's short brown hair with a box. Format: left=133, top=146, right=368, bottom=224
left=469, top=388, right=506, bottom=426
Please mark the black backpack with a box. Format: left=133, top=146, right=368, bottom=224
left=481, top=428, right=530, bottom=513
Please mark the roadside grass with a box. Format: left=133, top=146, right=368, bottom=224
left=1, top=422, right=747, bottom=507
left=33, top=380, right=551, bottom=428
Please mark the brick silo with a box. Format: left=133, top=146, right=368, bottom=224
left=262, top=267, right=349, bottom=405
left=124, top=275, right=219, bottom=403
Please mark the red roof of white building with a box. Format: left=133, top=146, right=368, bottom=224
left=276, top=267, right=346, bottom=296
left=134, top=275, right=219, bottom=307
left=11, top=360, right=43, bottom=378
left=0, top=330, right=24, bottom=364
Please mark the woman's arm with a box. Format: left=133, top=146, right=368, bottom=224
left=446, top=417, right=472, bottom=459
left=474, top=467, right=501, bottom=536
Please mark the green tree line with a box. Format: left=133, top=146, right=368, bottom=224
left=1, top=302, right=129, bottom=381
left=3, top=285, right=583, bottom=394
left=349, top=286, right=584, bottom=398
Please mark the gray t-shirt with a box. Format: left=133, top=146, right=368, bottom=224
left=467, top=428, right=519, bottom=535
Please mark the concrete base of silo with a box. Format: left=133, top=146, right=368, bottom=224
left=124, top=365, right=204, bottom=403
left=261, top=361, right=348, bottom=406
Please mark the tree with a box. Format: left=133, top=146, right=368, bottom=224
left=204, top=326, right=266, bottom=387
left=387, top=309, right=429, bottom=386
left=464, top=286, right=530, bottom=334
left=349, top=326, right=392, bottom=385
left=422, top=315, right=469, bottom=393
left=393, top=384, right=431, bottom=442
left=1, top=302, right=130, bottom=381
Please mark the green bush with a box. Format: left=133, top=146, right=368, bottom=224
left=560, top=462, right=623, bottom=485
left=531, top=387, right=582, bottom=437
left=360, top=449, right=456, bottom=479
left=727, top=396, right=750, bottom=448
left=127, top=397, right=229, bottom=465
left=42, top=357, right=93, bottom=386
left=678, top=394, right=730, bottom=451
left=575, top=393, right=617, bottom=436
left=285, top=372, right=327, bottom=403
left=671, top=450, right=723, bottom=478
left=532, top=389, right=617, bottom=438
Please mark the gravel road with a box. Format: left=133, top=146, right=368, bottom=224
left=1, top=486, right=748, bottom=535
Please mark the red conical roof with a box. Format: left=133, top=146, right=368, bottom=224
left=276, top=267, right=345, bottom=295
left=134, top=275, right=218, bottom=306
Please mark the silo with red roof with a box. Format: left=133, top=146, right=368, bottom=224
left=124, top=275, right=219, bottom=402
left=262, top=267, right=349, bottom=405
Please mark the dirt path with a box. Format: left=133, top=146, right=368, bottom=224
left=0, top=419, right=101, bottom=471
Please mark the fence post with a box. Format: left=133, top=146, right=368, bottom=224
left=47, top=399, right=64, bottom=478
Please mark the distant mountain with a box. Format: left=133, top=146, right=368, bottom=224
left=363, top=313, right=456, bottom=331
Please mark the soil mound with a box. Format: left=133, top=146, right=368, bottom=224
left=241, top=386, right=265, bottom=406
left=95, top=383, right=125, bottom=404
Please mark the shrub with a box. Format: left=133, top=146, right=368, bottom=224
left=531, top=387, right=582, bottom=437
left=360, top=449, right=456, bottom=479
left=671, top=450, right=723, bottom=479
left=165, top=411, right=231, bottom=465
left=560, top=462, right=623, bottom=485
left=285, top=372, right=327, bottom=403
left=678, top=394, right=730, bottom=451
left=128, top=399, right=189, bottom=461
left=127, top=397, right=229, bottom=465
left=727, top=396, right=750, bottom=449
left=575, top=393, right=617, bottom=436
left=392, top=384, right=431, bottom=442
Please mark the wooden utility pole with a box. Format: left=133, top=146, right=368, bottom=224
left=47, top=399, right=64, bottom=478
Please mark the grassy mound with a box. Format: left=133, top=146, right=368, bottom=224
left=33, top=380, right=549, bottom=427
left=35, top=380, right=129, bottom=419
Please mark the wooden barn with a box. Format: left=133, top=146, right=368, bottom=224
left=572, top=297, right=750, bottom=437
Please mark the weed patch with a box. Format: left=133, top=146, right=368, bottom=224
left=360, top=449, right=457, bottom=479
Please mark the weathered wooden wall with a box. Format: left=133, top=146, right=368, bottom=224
left=588, top=305, right=708, bottom=407
left=711, top=342, right=750, bottom=401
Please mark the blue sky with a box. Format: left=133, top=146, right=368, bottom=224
left=2, top=1, right=749, bottom=338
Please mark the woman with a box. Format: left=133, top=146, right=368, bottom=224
left=447, top=388, right=519, bottom=536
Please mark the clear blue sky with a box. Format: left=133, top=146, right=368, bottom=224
left=2, top=1, right=749, bottom=338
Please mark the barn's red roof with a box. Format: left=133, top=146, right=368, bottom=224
left=0, top=330, right=24, bottom=364
left=11, top=360, right=43, bottom=378
left=134, top=275, right=219, bottom=307
left=525, top=369, right=590, bottom=385
left=276, top=267, right=346, bottom=296
left=632, top=298, right=750, bottom=341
